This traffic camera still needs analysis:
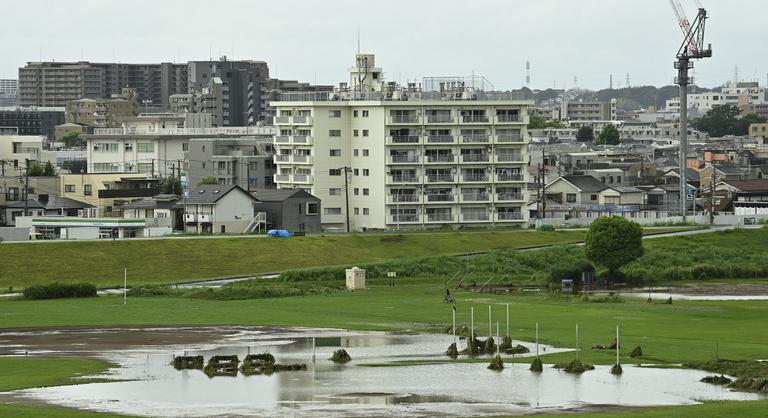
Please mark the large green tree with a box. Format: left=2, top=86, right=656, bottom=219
left=734, top=113, right=767, bottom=136
left=597, top=124, right=621, bottom=145
left=61, top=131, right=84, bottom=148
left=585, top=217, right=644, bottom=278
left=42, top=161, right=55, bottom=176
left=160, top=177, right=182, bottom=195
left=694, top=105, right=741, bottom=137
left=576, top=126, right=594, bottom=142
left=199, top=176, right=219, bottom=186
left=528, top=114, right=566, bottom=130
left=27, top=162, right=44, bottom=176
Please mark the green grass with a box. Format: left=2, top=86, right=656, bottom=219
left=530, top=400, right=768, bottom=418
left=0, top=405, right=129, bottom=418
left=0, top=230, right=588, bottom=289
left=0, top=357, right=115, bottom=392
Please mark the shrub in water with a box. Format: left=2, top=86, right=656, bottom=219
left=556, top=359, right=595, bottom=374
left=701, top=375, right=732, bottom=385
left=330, top=349, right=351, bottom=364
left=23, top=282, right=97, bottom=300
left=530, top=357, right=543, bottom=372
left=499, top=336, right=512, bottom=350
left=488, top=355, right=504, bottom=371
left=610, top=364, right=623, bottom=375
left=505, top=344, right=530, bottom=355
left=446, top=343, right=459, bottom=358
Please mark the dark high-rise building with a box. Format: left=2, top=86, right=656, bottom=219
left=0, top=106, right=65, bottom=141
left=188, top=57, right=270, bottom=126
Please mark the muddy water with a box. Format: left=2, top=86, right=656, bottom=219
left=0, top=327, right=764, bottom=417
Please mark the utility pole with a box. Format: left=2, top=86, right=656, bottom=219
left=23, top=159, right=29, bottom=217
left=709, top=170, right=715, bottom=225
left=150, top=158, right=155, bottom=178
left=341, top=166, right=351, bottom=233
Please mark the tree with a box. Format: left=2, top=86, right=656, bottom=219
left=27, top=162, right=44, bottom=176
left=160, top=177, right=182, bottom=195
left=42, top=161, right=55, bottom=176
left=585, top=217, right=644, bottom=278
left=693, top=105, right=741, bottom=137
left=61, top=131, right=84, bottom=148
left=733, top=113, right=767, bottom=136
left=528, top=114, right=566, bottom=130
left=597, top=124, right=620, bottom=145
left=576, top=126, right=594, bottom=142
left=199, top=176, right=219, bottom=186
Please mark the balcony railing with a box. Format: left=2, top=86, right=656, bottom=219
left=391, top=214, right=419, bottom=223
left=426, top=194, right=454, bottom=202
left=389, top=155, right=419, bottom=163
left=495, top=134, right=523, bottom=143
left=427, top=213, right=454, bottom=222
left=426, top=154, right=455, bottom=163
left=292, top=155, right=311, bottom=163
left=427, top=135, right=455, bottom=143
left=461, top=154, right=489, bottom=163
left=389, top=114, right=420, bottom=124
left=292, top=135, right=312, bottom=144
left=497, top=212, right=524, bottom=220
left=293, top=115, right=312, bottom=124
left=388, top=135, right=420, bottom=144
left=274, top=154, right=291, bottom=163
left=462, top=193, right=489, bottom=202
left=497, top=193, right=524, bottom=201
left=390, top=175, right=419, bottom=183
left=496, top=114, right=522, bottom=123
left=462, top=115, right=489, bottom=123
left=275, top=135, right=290, bottom=144
left=390, top=194, right=420, bottom=203
left=463, top=174, right=489, bottom=182
left=274, top=116, right=290, bottom=124
left=462, top=213, right=490, bottom=221
left=98, top=188, right=159, bottom=198
left=293, top=174, right=313, bottom=183
left=426, top=115, right=454, bottom=123
left=461, top=134, right=489, bottom=143
left=496, top=154, right=524, bottom=162
left=496, top=174, right=524, bottom=182
left=426, top=174, right=454, bottom=183
left=274, top=174, right=291, bottom=182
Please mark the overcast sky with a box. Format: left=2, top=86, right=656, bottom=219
left=2, top=0, right=764, bottom=90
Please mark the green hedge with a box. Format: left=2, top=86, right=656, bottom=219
left=23, top=282, right=97, bottom=300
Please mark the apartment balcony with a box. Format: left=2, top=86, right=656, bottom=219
left=462, top=213, right=490, bottom=222
left=184, top=214, right=196, bottom=223
left=426, top=174, right=454, bottom=183
left=274, top=116, right=291, bottom=124
left=387, top=175, right=421, bottom=184
left=460, top=193, right=490, bottom=203
left=198, top=214, right=213, bottom=223
left=293, top=174, right=314, bottom=184
left=426, top=213, right=455, bottom=222
left=496, top=211, right=525, bottom=221
left=495, top=173, right=525, bottom=182
left=426, top=135, right=456, bottom=144
left=462, top=174, right=490, bottom=183
left=390, top=214, right=420, bottom=224
left=496, top=193, right=525, bottom=202
left=292, top=135, right=313, bottom=145
left=388, top=114, right=420, bottom=124
left=426, top=194, right=454, bottom=203
left=386, top=135, right=421, bottom=145
left=495, top=114, right=524, bottom=124
left=98, top=188, right=159, bottom=198
left=292, top=155, right=312, bottom=164
left=388, top=155, right=419, bottom=164
left=275, top=135, right=291, bottom=144
left=387, top=194, right=421, bottom=204
left=495, top=154, right=525, bottom=163
left=426, top=115, right=454, bottom=124
left=461, top=115, right=490, bottom=124
left=494, top=134, right=524, bottom=144
left=274, top=174, right=291, bottom=183
left=426, top=154, right=455, bottom=164
left=274, top=154, right=291, bottom=163
left=292, top=115, right=312, bottom=124
left=460, top=154, right=490, bottom=164
left=461, top=134, right=490, bottom=144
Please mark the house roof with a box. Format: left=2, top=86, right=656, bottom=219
left=713, top=162, right=747, bottom=176
left=721, top=179, right=768, bottom=193
left=557, top=175, right=610, bottom=193
left=185, top=184, right=256, bottom=205
left=253, top=189, right=318, bottom=202
left=123, top=195, right=180, bottom=210
left=5, top=196, right=94, bottom=210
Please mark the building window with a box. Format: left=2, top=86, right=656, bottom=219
left=329, top=129, right=341, bottom=137
left=566, top=193, right=576, bottom=203
left=354, top=207, right=360, bottom=215
left=353, top=110, right=359, bottom=117
left=84, top=184, right=92, bottom=196
left=353, top=168, right=359, bottom=176
left=354, top=188, right=359, bottom=195
left=353, top=129, right=359, bottom=137
left=137, top=163, right=153, bottom=173
left=362, top=149, right=369, bottom=157
left=363, top=208, right=369, bottom=215
left=306, top=202, right=318, bottom=215
left=329, top=188, right=343, bottom=196
left=363, top=188, right=369, bottom=196
left=362, top=110, right=369, bottom=117
left=137, top=143, right=154, bottom=153
left=329, top=169, right=342, bottom=176
left=65, top=184, right=76, bottom=193
left=590, top=194, right=598, bottom=201
left=93, top=143, right=118, bottom=152
left=182, top=143, right=189, bottom=152
left=329, top=149, right=341, bottom=157
left=329, top=109, right=342, bottom=118
left=93, top=163, right=120, bottom=172
left=362, top=129, right=369, bottom=137
left=363, top=169, right=369, bottom=176
left=124, top=143, right=133, bottom=152
left=324, top=207, right=342, bottom=215
left=354, top=149, right=359, bottom=157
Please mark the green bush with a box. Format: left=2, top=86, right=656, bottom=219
left=23, top=282, right=97, bottom=300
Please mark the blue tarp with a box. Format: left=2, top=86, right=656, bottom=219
left=267, top=229, right=293, bottom=238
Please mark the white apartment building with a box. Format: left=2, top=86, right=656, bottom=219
left=666, top=82, right=767, bottom=113
left=271, top=54, right=531, bottom=231
left=86, top=113, right=273, bottom=176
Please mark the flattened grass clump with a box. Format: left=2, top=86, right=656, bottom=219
left=555, top=359, right=595, bottom=374
left=330, top=349, right=352, bottom=364
left=504, top=344, right=530, bottom=355
left=701, top=375, right=732, bottom=385
left=530, top=357, right=543, bottom=372
left=488, top=355, right=504, bottom=371
left=445, top=324, right=472, bottom=338
left=203, top=355, right=239, bottom=377
left=610, top=364, right=623, bottom=375
left=499, top=336, right=513, bottom=350
left=172, top=355, right=204, bottom=370
left=628, top=346, right=643, bottom=358
left=23, top=282, right=97, bottom=300
left=446, top=343, right=459, bottom=358
left=686, top=360, right=768, bottom=393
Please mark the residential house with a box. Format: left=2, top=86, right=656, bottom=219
left=122, top=194, right=181, bottom=231
left=183, top=184, right=261, bottom=234
left=253, top=189, right=321, bottom=233
left=59, top=173, right=160, bottom=217
left=3, top=196, right=94, bottom=227
left=709, top=179, right=768, bottom=214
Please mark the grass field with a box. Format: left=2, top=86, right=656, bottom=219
left=0, top=230, right=589, bottom=289
left=0, top=356, right=114, bottom=392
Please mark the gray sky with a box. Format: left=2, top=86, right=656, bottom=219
left=2, top=0, right=764, bottom=90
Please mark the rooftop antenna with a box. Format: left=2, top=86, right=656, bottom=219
left=626, top=72, right=631, bottom=88
left=733, top=65, right=739, bottom=85
left=609, top=74, right=613, bottom=89
left=526, top=61, right=531, bottom=87
left=357, top=27, right=360, bottom=54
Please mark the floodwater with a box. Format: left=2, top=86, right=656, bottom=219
left=622, top=292, right=768, bottom=301
left=0, top=327, right=764, bottom=417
